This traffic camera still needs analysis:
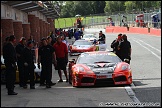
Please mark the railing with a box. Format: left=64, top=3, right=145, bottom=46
left=56, top=8, right=161, bottom=29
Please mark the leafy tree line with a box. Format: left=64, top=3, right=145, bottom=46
left=52, top=1, right=161, bottom=18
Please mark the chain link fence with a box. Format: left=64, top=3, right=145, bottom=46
left=56, top=8, right=161, bottom=29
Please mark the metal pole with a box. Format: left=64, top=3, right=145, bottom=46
left=64, top=19, right=66, bottom=28
left=142, top=1, right=143, bottom=13
left=57, top=18, right=60, bottom=28
left=119, top=1, right=120, bottom=26
left=70, top=18, right=73, bottom=27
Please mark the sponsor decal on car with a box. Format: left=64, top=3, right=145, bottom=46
left=115, top=81, right=127, bottom=84
left=96, top=74, right=112, bottom=79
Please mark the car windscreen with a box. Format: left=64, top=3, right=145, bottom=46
left=76, top=53, right=122, bottom=64
left=83, top=34, right=96, bottom=38
left=73, top=41, right=92, bottom=45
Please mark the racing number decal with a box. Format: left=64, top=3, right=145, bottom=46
left=96, top=46, right=99, bottom=51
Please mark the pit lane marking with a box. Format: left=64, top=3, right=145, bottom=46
left=133, top=38, right=161, bottom=53
left=125, top=83, right=141, bottom=104
left=132, top=39, right=161, bottom=60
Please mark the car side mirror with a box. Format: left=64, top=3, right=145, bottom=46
left=69, top=59, right=75, bottom=63
left=124, top=59, right=129, bottom=63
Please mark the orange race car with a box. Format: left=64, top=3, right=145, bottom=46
left=69, top=40, right=97, bottom=56
left=68, top=51, right=132, bottom=87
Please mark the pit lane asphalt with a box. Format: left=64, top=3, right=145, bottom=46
left=1, top=28, right=161, bottom=107
left=85, top=28, right=161, bottom=106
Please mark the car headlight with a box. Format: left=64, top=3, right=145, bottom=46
left=77, top=67, right=85, bottom=72
left=121, top=65, right=130, bottom=71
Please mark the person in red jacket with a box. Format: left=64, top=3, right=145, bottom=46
left=53, top=36, right=69, bottom=82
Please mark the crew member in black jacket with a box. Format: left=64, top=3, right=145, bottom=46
left=3, top=35, right=18, bottom=95
left=23, top=41, right=36, bottom=89
left=15, top=37, right=26, bottom=87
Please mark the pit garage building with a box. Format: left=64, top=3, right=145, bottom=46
left=1, top=1, right=60, bottom=53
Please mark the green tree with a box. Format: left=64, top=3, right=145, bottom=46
left=124, top=1, right=136, bottom=13
left=60, top=1, right=75, bottom=17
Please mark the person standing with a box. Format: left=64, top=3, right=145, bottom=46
left=53, top=36, right=69, bottom=82
left=49, top=31, right=56, bottom=46
left=3, top=35, right=18, bottom=95
left=3, top=36, right=10, bottom=46
left=118, top=34, right=132, bottom=64
left=47, top=36, right=57, bottom=86
left=2, top=36, right=10, bottom=89
left=110, top=33, right=123, bottom=59
left=74, top=29, right=80, bottom=40
left=22, top=41, right=36, bottom=89
left=38, top=37, right=56, bottom=88
left=15, top=37, right=26, bottom=87
left=98, top=31, right=106, bottom=44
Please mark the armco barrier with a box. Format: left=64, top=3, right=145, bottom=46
left=128, top=27, right=148, bottom=34
left=105, top=26, right=161, bottom=36
left=105, top=27, right=114, bottom=33
left=150, top=28, right=161, bottom=36
left=113, top=26, right=128, bottom=33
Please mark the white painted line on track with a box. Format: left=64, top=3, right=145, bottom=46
left=133, top=38, right=161, bottom=53
left=124, top=85, right=144, bottom=107
left=132, top=39, right=161, bottom=60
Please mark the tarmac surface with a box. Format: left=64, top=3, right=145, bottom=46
left=1, top=32, right=133, bottom=107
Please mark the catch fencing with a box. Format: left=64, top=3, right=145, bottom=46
left=57, top=8, right=161, bottom=29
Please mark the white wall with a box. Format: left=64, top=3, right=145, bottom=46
left=1, top=3, right=12, bottom=19
left=1, top=3, right=47, bottom=22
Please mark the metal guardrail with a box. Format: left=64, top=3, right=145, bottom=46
left=56, top=9, right=161, bottom=29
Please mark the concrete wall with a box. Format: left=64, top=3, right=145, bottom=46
left=1, top=3, right=56, bottom=48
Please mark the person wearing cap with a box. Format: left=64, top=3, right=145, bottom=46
left=22, top=41, right=36, bottom=89
left=15, top=37, right=26, bottom=87
left=37, top=37, right=56, bottom=88
left=118, top=34, right=132, bottom=64
left=3, top=35, right=18, bottom=95
left=53, top=36, right=69, bottom=82
left=110, top=33, right=123, bottom=59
